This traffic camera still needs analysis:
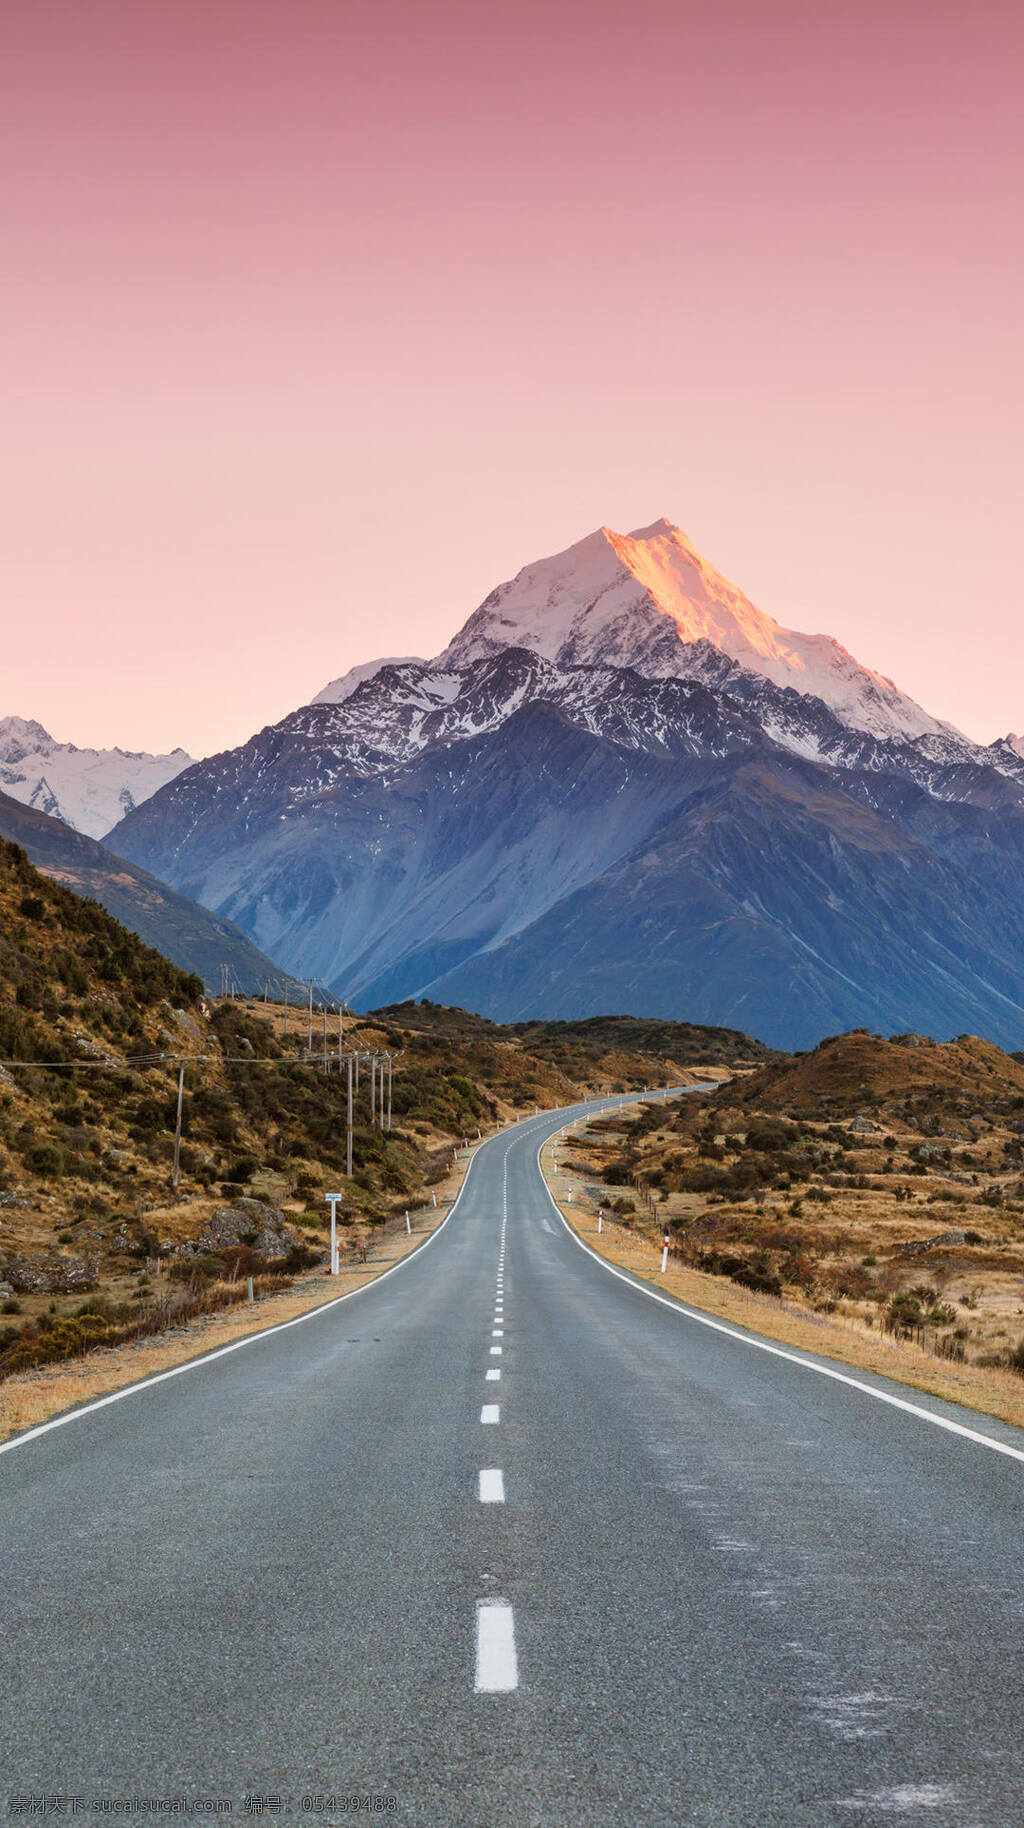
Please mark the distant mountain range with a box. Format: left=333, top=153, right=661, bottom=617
left=104, top=519, right=1024, bottom=1049
left=0, top=716, right=193, bottom=839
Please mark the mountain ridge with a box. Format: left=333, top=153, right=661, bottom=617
left=0, top=788, right=282, bottom=991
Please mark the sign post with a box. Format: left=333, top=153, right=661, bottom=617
left=325, top=1192, right=344, bottom=1274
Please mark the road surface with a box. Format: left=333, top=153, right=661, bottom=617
left=3, top=1094, right=1024, bottom=1827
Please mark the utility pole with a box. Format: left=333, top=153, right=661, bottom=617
left=387, top=1054, right=392, bottom=1131
left=263, top=980, right=269, bottom=1010
left=322, top=1003, right=328, bottom=1071
left=307, top=979, right=314, bottom=1052
left=171, top=1063, right=185, bottom=1192
left=338, top=1002, right=343, bottom=1070
left=370, top=1053, right=377, bottom=1127
left=346, top=1052, right=354, bottom=1178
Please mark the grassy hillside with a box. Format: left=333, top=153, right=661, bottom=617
left=566, top=1030, right=1024, bottom=1374
left=730, top=1030, right=1024, bottom=1122
left=370, top=999, right=775, bottom=1081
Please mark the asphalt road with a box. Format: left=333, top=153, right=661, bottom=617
left=3, top=1093, right=1024, bottom=1828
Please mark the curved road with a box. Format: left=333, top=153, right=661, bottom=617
left=3, top=1096, right=1024, bottom=1827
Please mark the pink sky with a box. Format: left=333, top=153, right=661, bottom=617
left=2, top=0, right=1021, bottom=756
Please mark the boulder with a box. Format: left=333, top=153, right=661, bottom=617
left=193, top=1199, right=299, bottom=1261
left=2, top=1251, right=100, bottom=1293
left=896, top=1229, right=967, bottom=1258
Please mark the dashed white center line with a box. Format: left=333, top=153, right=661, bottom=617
left=475, top=1599, right=518, bottom=1692
left=473, top=1151, right=519, bottom=1694
left=478, top=1468, right=505, bottom=1503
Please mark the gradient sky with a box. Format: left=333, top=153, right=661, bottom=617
left=2, top=0, right=1021, bottom=756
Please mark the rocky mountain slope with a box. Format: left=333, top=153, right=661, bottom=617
left=0, top=715, right=192, bottom=838
left=0, top=788, right=281, bottom=990
left=109, top=521, right=1024, bottom=1050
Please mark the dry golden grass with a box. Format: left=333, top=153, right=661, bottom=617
left=0, top=1144, right=478, bottom=1444
left=735, top=1030, right=1024, bottom=1115
left=542, top=1139, right=1024, bottom=1432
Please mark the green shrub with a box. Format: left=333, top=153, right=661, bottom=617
left=24, top=1141, right=65, bottom=1178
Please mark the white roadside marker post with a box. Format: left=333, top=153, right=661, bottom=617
left=598, top=1211, right=603, bottom=1233
left=406, top=1211, right=411, bottom=1234
left=661, top=1234, right=669, bottom=1273
left=325, top=1192, right=344, bottom=1275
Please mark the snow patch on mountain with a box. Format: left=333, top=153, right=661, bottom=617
left=435, top=519, right=957, bottom=747
left=313, top=656, right=426, bottom=705
left=0, top=716, right=193, bottom=840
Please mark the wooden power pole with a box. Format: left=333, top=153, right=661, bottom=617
left=171, top=1063, right=185, bottom=1192
left=346, top=1052, right=354, bottom=1177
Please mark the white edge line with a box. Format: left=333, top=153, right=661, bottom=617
left=536, top=1121, right=1024, bottom=1469
left=0, top=1133, right=491, bottom=1461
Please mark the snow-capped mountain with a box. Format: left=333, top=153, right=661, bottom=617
left=0, top=716, right=193, bottom=840
left=437, top=519, right=956, bottom=746
left=107, top=515, right=1024, bottom=1049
